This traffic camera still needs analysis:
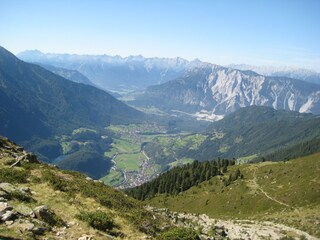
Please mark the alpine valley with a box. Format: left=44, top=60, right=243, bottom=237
left=0, top=45, right=320, bottom=239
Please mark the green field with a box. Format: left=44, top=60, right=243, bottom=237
left=100, top=169, right=124, bottom=186
left=111, top=139, right=140, bottom=154
left=218, top=144, right=230, bottom=153
left=209, top=131, right=224, bottom=141
left=116, top=153, right=145, bottom=171
left=146, top=133, right=207, bottom=160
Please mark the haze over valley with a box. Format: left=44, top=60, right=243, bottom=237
left=0, top=0, right=319, bottom=239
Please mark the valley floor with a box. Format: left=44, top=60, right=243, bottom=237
left=101, top=123, right=196, bottom=188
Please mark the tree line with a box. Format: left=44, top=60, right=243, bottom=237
left=126, top=159, right=235, bottom=200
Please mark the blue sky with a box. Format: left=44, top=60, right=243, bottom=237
left=1, top=0, right=320, bottom=70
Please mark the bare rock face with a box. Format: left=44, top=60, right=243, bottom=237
left=131, top=66, right=320, bottom=117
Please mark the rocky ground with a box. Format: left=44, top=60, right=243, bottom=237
left=147, top=206, right=318, bottom=240
left=0, top=181, right=73, bottom=238
left=0, top=138, right=112, bottom=239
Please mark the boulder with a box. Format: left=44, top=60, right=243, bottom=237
left=5, top=220, right=14, bottom=225
left=31, top=219, right=48, bottom=235
left=33, top=205, right=57, bottom=225
left=0, top=190, right=9, bottom=198
left=85, top=177, right=93, bottom=181
left=1, top=210, right=17, bottom=221
left=0, top=183, right=31, bottom=201
left=32, top=226, right=47, bottom=235
left=16, top=204, right=34, bottom=217
left=78, top=236, right=92, bottom=240
left=0, top=182, right=17, bottom=194
left=19, top=222, right=35, bottom=232
left=0, top=202, right=13, bottom=213
left=20, top=187, right=31, bottom=194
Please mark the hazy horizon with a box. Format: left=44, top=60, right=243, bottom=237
left=1, top=0, right=320, bottom=71
left=14, top=48, right=320, bottom=73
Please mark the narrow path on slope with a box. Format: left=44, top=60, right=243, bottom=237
left=251, top=165, right=293, bottom=209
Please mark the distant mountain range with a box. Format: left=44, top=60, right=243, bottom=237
left=18, top=50, right=320, bottom=95
left=228, top=64, right=320, bottom=85
left=128, top=66, right=320, bottom=117
left=17, top=50, right=209, bottom=92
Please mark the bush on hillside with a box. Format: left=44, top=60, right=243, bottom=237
left=76, top=211, right=115, bottom=232
left=157, top=227, right=200, bottom=240
left=0, top=168, right=29, bottom=183
left=42, top=170, right=69, bottom=192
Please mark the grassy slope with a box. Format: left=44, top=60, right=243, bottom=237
left=147, top=153, right=320, bottom=238
left=0, top=138, right=168, bottom=240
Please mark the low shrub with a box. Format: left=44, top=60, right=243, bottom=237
left=157, top=227, right=200, bottom=240
left=0, top=168, right=29, bottom=183
left=76, top=211, right=115, bottom=232
left=42, top=170, right=69, bottom=192
left=10, top=190, right=33, bottom=202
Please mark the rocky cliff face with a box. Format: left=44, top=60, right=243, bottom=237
left=130, top=66, right=320, bottom=116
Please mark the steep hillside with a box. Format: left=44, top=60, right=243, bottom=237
left=195, top=106, right=320, bottom=160
left=0, top=46, right=144, bottom=165
left=258, top=137, right=320, bottom=162
left=145, top=153, right=320, bottom=238
left=0, top=136, right=175, bottom=239
left=2, top=136, right=318, bottom=239
left=128, top=66, right=320, bottom=116
left=33, top=64, right=121, bottom=98
left=37, top=63, right=95, bottom=86
left=17, top=50, right=209, bottom=92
